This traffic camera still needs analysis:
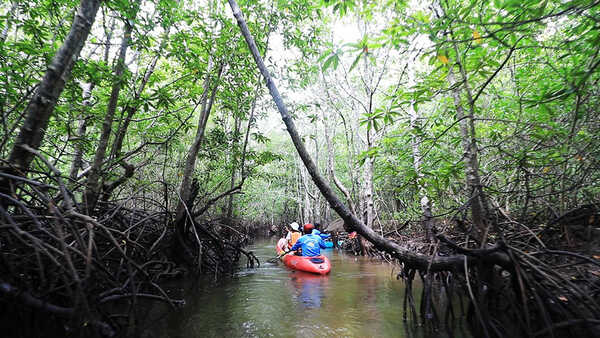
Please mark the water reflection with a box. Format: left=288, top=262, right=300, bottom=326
left=141, top=239, right=470, bottom=338
left=289, top=271, right=328, bottom=308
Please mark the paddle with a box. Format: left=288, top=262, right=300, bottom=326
left=267, top=250, right=290, bottom=264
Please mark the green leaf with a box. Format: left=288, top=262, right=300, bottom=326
left=348, top=51, right=364, bottom=73
left=322, top=54, right=339, bottom=72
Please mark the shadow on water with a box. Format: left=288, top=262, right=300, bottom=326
left=139, top=238, right=472, bottom=338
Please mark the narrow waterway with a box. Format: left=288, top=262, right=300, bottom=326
left=143, top=238, right=470, bottom=337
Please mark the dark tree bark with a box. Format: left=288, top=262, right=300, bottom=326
left=228, top=0, right=511, bottom=271
left=7, top=0, right=101, bottom=173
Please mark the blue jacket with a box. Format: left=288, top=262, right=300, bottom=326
left=290, top=233, right=328, bottom=257
left=313, top=229, right=331, bottom=240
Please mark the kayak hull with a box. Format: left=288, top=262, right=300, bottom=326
left=275, top=238, right=331, bottom=275
left=282, top=254, right=331, bottom=275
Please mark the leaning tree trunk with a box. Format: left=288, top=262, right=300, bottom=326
left=6, top=0, right=101, bottom=174
left=228, top=0, right=511, bottom=271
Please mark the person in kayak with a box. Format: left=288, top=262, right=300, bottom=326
left=290, top=223, right=328, bottom=257
left=312, top=229, right=331, bottom=240
left=285, top=222, right=302, bottom=250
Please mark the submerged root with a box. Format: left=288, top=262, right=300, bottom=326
left=393, top=217, right=600, bottom=337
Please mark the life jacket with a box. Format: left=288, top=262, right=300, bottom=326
left=288, top=231, right=301, bottom=248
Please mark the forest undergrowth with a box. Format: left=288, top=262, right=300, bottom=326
left=0, top=154, right=259, bottom=337
left=336, top=204, right=600, bottom=337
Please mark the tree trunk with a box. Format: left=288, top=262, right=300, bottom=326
left=321, top=73, right=360, bottom=212
left=323, top=107, right=357, bottom=215
left=313, top=128, right=321, bottom=222
left=69, top=83, right=93, bottom=182
left=409, top=102, right=434, bottom=242
left=226, top=114, right=241, bottom=219
left=362, top=155, right=375, bottom=229
left=7, top=0, right=101, bottom=173
left=300, top=160, right=312, bottom=223
left=84, top=10, right=137, bottom=212
left=109, top=27, right=171, bottom=162
left=100, top=29, right=172, bottom=202
left=70, top=16, right=115, bottom=182
left=174, top=59, right=224, bottom=229
left=447, top=66, right=488, bottom=244
left=171, top=59, right=223, bottom=264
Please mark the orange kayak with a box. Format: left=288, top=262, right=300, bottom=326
left=282, top=254, right=331, bottom=275
left=276, top=238, right=331, bottom=275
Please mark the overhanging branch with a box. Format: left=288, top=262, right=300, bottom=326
left=228, top=0, right=512, bottom=272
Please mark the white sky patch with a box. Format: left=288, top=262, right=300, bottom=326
left=256, top=13, right=364, bottom=135
left=254, top=1, right=438, bottom=143
left=332, top=18, right=362, bottom=44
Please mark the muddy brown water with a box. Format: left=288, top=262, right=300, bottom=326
left=141, top=238, right=470, bottom=337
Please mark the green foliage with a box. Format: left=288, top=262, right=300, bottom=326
left=2, top=0, right=599, bottom=229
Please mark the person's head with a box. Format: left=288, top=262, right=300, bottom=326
left=314, top=222, right=321, bottom=230
left=303, top=223, right=314, bottom=234
left=289, top=222, right=300, bottom=232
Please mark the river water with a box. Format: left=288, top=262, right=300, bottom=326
left=143, top=238, right=470, bottom=337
